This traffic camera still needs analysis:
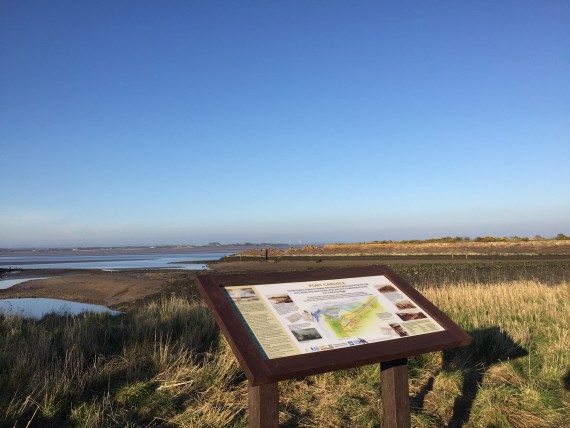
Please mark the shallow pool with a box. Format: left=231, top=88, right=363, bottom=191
left=0, top=277, right=50, bottom=290
left=0, top=298, right=122, bottom=319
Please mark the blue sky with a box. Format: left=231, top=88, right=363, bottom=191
left=1, top=1, right=569, bottom=247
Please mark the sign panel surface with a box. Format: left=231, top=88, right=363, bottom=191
left=196, top=266, right=471, bottom=385
left=225, top=275, right=444, bottom=359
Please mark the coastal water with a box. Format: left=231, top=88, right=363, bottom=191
left=0, top=252, right=231, bottom=270
left=0, top=298, right=121, bottom=319
left=0, top=251, right=232, bottom=318
left=0, top=277, right=49, bottom=290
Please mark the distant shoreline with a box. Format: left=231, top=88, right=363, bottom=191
left=0, top=258, right=154, bottom=266
left=0, top=243, right=290, bottom=257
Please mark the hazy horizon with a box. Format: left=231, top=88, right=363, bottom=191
left=2, top=229, right=568, bottom=251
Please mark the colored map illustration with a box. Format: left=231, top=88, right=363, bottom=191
left=310, top=296, right=382, bottom=339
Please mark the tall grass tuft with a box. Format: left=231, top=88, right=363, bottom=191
left=0, top=297, right=226, bottom=427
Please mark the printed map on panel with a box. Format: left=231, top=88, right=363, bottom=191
left=310, top=296, right=382, bottom=339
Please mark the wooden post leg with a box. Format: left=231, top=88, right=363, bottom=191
left=381, top=358, right=411, bottom=428
left=248, top=381, right=279, bottom=428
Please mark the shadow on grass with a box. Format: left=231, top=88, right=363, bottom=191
left=281, top=404, right=313, bottom=428
left=563, top=369, right=570, bottom=391
left=411, top=326, right=527, bottom=428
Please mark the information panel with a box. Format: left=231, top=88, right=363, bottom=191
left=225, top=275, right=444, bottom=359
left=196, top=266, right=471, bottom=385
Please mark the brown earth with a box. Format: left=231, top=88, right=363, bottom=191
left=0, top=261, right=368, bottom=308
left=0, top=260, right=412, bottom=310
left=0, top=271, right=187, bottom=309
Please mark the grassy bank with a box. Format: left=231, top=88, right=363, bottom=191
left=1, top=273, right=569, bottom=426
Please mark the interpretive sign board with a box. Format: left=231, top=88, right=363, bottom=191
left=196, top=266, right=471, bottom=386
left=225, top=275, right=445, bottom=359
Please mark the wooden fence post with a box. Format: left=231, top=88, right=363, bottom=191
left=381, top=358, right=411, bottom=428
left=248, top=381, right=279, bottom=428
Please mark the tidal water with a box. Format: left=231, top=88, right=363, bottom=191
left=0, top=298, right=122, bottom=319
left=0, top=251, right=230, bottom=270
left=0, top=277, right=49, bottom=290
left=0, top=251, right=232, bottom=318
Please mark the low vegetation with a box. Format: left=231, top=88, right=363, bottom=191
left=369, top=233, right=570, bottom=244
left=232, top=235, right=570, bottom=260
left=1, top=265, right=569, bottom=427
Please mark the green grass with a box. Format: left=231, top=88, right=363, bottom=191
left=1, top=268, right=569, bottom=427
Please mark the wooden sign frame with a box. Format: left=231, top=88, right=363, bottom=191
left=196, top=266, right=471, bottom=386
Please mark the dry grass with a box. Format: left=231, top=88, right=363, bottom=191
left=419, top=281, right=569, bottom=428
left=1, top=278, right=569, bottom=427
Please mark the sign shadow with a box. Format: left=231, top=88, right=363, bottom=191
left=411, top=326, right=527, bottom=428
left=563, top=369, right=570, bottom=391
